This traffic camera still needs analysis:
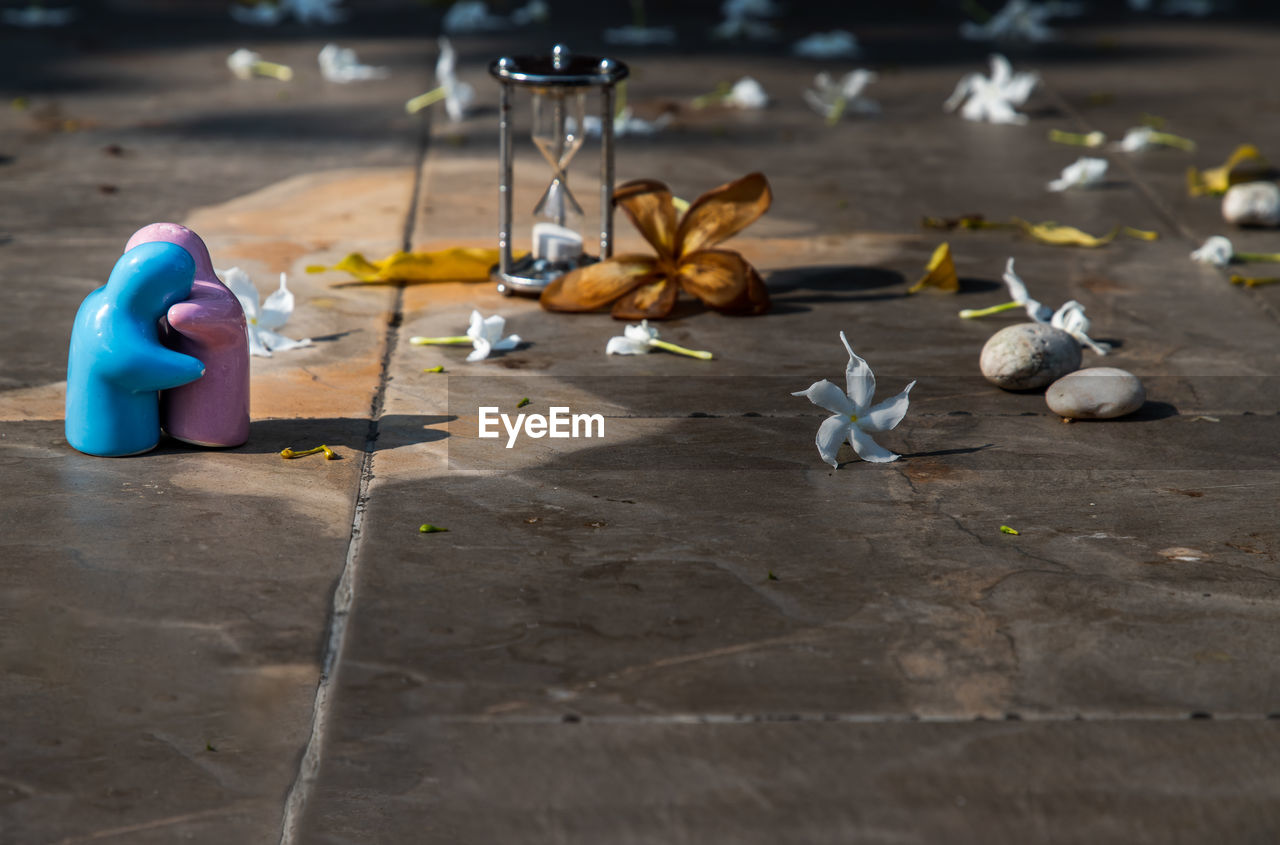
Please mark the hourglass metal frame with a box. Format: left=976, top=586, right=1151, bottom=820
left=489, top=47, right=629, bottom=296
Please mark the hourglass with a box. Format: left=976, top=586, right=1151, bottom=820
left=489, top=46, right=629, bottom=295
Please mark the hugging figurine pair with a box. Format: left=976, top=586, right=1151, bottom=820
left=65, top=224, right=251, bottom=457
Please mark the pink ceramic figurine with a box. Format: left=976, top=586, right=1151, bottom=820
left=124, top=223, right=250, bottom=447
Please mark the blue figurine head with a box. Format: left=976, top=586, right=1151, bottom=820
left=108, top=241, right=199, bottom=316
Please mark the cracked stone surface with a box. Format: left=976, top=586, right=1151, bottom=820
left=2, top=5, right=1279, bottom=844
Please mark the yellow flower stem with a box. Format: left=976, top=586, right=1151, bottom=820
left=691, top=81, right=731, bottom=109
left=1147, top=130, right=1196, bottom=152
left=1121, top=226, right=1160, bottom=241
left=252, top=60, right=293, bottom=81
left=959, top=301, right=1021, bottom=319
left=825, top=96, right=846, bottom=127
left=1234, top=251, right=1280, bottom=263
left=405, top=87, right=447, bottom=115
left=649, top=339, right=713, bottom=360
left=1230, top=274, right=1280, bottom=287
left=281, top=445, right=337, bottom=460
left=1048, top=128, right=1104, bottom=147
left=410, top=335, right=471, bottom=345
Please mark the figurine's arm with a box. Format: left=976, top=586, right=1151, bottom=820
left=101, top=347, right=206, bottom=393
left=166, top=284, right=248, bottom=345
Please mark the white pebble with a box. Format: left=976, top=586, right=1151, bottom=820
left=1046, top=367, right=1146, bottom=419
left=980, top=323, right=1081, bottom=390
left=1222, top=181, right=1280, bottom=227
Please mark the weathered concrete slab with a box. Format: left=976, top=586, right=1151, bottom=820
left=300, top=720, right=1280, bottom=845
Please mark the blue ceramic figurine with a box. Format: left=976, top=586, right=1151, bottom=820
left=66, top=241, right=207, bottom=456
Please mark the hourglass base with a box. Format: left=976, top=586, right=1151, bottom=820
left=492, top=252, right=599, bottom=296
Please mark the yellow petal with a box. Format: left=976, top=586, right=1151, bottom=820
left=1017, top=219, right=1118, bottom=248
left=307, top=248, right=505, bottom=284
left=1230, top=274, right=1280, bottom=288
left=906, top=242, right=959, bottom=294
left=921, top=214, right=1016, bottom=231
left=1187, top=143, right=1268, bottom=197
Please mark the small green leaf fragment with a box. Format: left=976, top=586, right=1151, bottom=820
left=423, top=365, right=445, bottom=373
left=767, top=570, right=779, bottom=581
left=419, top=523, right=448, bottom=533
left=1000, top=525, right=1020, bottom=535
left=206, top=742, right=217, bottom=752
left=517, top=397, right=531, bottom=408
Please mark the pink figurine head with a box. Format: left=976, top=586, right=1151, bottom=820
left=125, top=223, right=218, bottom=284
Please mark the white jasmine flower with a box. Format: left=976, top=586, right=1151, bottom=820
left=725, top=77, right=768, bottom=109
left=2, top=4, right=75, bottom=26
left=442, top=0, right=507, bottom=32
left=406, top=37, right=474, bottom=122
left=221, top=268, right=312, bottom=357
left=792, top=30, right=860, bottom=59
left=1190, top=235, right=1234, bottom=267
left=1114, top=125, right=1196, bottom=152
left=510, top=0, right=549, bottom=25
left=1001, top=258, right=1110, bottom=353
left=410, top=312, right=521, bottom=362
left=1047, top=156, right=1108, bottom=191
left=603, top=25, right=677, bottom=44
left=582, top=107, right=672, bottom=138
left=959, top=0, right=1084, bottom=43
left=227, top=48, right=293, bottom=81
left=606, top=321, right=713, bottom=358
left=463, top=311, right=521, bottom=362
left=804, top=70, right=879, bottom=122
left=944, top=54, right=1038, bottom=125
left=792, top=331, right=914, bottom=467
left=1051, top=300, right=1111, bottom=355
left=318, top=44, right=389, bottom=83
left=1222, top=182, right=1280, bottom=227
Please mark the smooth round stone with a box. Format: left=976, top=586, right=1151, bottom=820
left=1222, top=181, right=1280, bottom=227
left=1046, top=367, right=1146, bottom=419
left=980, top=323, right=1082, bottom=390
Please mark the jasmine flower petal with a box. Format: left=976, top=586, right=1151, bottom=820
left=848, top=425, right=900, bottom=463
left=862, top=381, right=916, bottom=432
left=815, top=414, right=849, bottom=468
left=791, top=379, right=857, bottom=417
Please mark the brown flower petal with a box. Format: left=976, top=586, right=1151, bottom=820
left=741, top=263, right=771, bottom=315
left=611, top=277, right=679, bottom=320
left=615, top=179, right=679, bottom=258
left=675, top=172, right=772, bottom=256
left=676, top=248, right=749, bottom=305
left=539, top=254, right=658, bottom=312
